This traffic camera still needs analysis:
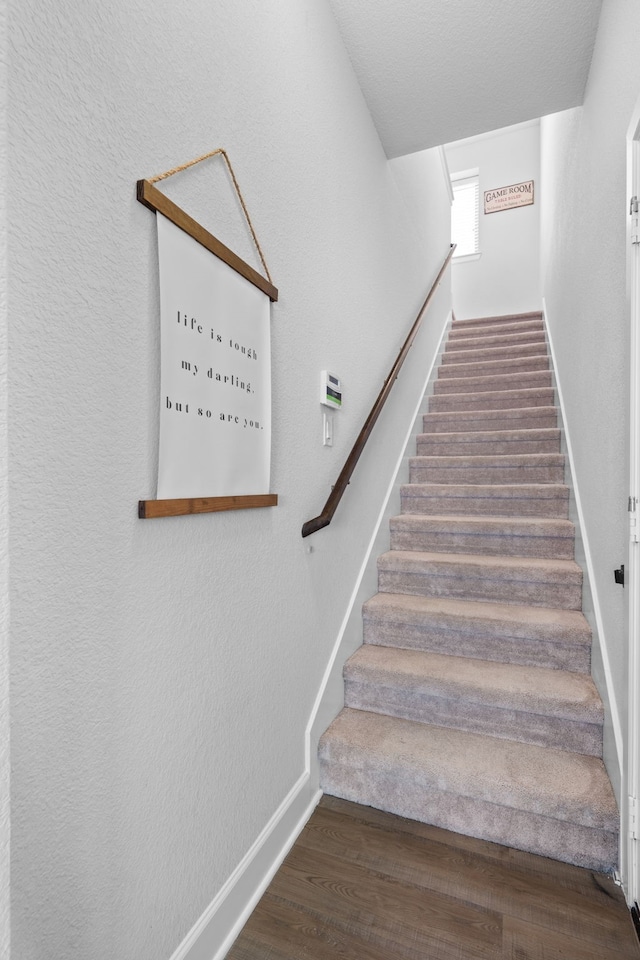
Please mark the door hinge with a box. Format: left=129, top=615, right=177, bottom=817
left=631, top=496, right=639, bottom=542
left=632, top=196, right=640, bottom=243
left=630, top=795, right=639, bottom=841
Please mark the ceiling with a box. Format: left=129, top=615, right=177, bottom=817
left=326, top=0, right=603, bottom=157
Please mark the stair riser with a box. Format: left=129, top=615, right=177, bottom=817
left=344, top=684, right=602, bottom=756
left=423, top=412, right=558, bottom=432
left=429, top=389, right=555, bottom=413
left=417, top=437, right=560, bottom=456
left=434, top=371, right=552, bottom=394
left=378, top=568, right=582, bottom=609
left=318, top=761, right=617, bottom=873
left=448, top=320, right=544, bottom=341
left=362, top=619, right=591, bottom=672
left=445, top=332, right=547, bottom=352
left=409, top=465, right=565, bottom=485
left=389, top=528, right=574, bottom=559
left=441, top=342, right=548, bottom=364
left=401, top=492, right=569, bottom=519
left=438, top=356, right=549, bottom=379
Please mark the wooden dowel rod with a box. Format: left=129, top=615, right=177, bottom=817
left=139, top=494, right=278, bottom=519
left=137, top=179, right=278, bottom=302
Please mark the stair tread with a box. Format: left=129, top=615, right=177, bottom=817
left=418, top=428, right=560, bottom=442
left=345, top=646, right=602, bottom=722
left=424, top=404, right=558, bottom=422
left=443, top=332, right=545, bottom=363
left=410, top=453, right=564, bottom=467
left=402, top=482, right=569, bottom=497
left=428, top=387, right=557, bottom=417
left=441, top=342, right=550, bottom=363
left=434, top=370, right=552, bottom=392
left=417, top=430, right=562, bottom=453
left=320, top=708, right=617, bottom=831
left=391, top=514, right=574, bottom=534
left=445, top=323, right=545, bottom=349
left=378, top=549, right=582, bottom=580
left=389, top=515, right=575, bottom=559
left=362, top=592, right=591, bottom=643
left=430, top=386, right=555, bottom=405
left=401, top=483, right=570, bottom=520
left=452, top=311, right=543, bottom=328
left=438, top=355, right=549, bottom=376
left=409, top=452, right=565, bottom=485
left=449, top=319, right=544, bottom=339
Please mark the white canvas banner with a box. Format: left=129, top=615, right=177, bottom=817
left=156, top=213, right=271, bottom=499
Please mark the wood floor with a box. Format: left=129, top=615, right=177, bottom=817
left=227, top=795, right=640, bottom=960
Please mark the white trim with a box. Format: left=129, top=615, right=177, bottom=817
left=452, top=253, right=481, bottom=264
left=542, top=298, right=625, bottom=774
left=444, top=117, right=540, bottom=152
left=625, top=95, right=640, bottom=906
left=168, top=773, right=321, bottom=960
left=450, top=166, right=479, bottom=182
left=438, top=145, right=454, bottom=205
left=305, top=303, right=453, bottom=777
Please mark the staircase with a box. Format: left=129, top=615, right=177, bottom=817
left=319, top=310, right=619, bottom=872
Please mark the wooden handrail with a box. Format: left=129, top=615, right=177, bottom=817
left=301, top=244, right=456, bottom=538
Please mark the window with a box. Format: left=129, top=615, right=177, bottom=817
left=451, top=169, right=480, bottom=258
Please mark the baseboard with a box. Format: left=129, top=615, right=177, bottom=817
left=542, top=299, right=624, bottom=797
left=305, top=305, right=453, bottom=784
left=168, top=773, right=321, bottom=960
left=169, top=298, right=454, bottom=960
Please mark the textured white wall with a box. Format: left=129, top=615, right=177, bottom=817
left=389, top=148, right=453, bottom=265
left=445, top=121, right=542, bottom=320
left=540, top=0, right=640, bottom=785
left=6, top=2, right=450, bottom=959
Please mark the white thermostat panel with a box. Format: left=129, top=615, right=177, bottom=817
left=320, top=371, right=342, bottom=409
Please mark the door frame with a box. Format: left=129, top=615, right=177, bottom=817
left=625, top=94, right=640, bottom=906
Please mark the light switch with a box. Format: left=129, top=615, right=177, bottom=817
left=323, top=412, right=333, bottom=446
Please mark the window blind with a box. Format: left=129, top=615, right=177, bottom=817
left=451, top=174, right=480, bottom=257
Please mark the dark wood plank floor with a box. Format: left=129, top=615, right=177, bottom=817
left=227, top=795, right=640, bottom=960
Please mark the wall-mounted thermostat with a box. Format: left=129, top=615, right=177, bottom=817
left=321, top=371, right=342, bottom=409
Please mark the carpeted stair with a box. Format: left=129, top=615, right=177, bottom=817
left=319, top=310, right=618, bottom=871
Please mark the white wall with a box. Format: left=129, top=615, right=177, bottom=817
left=540, top=0, right=640, bottom=808
left=6, top=2, right=451, bottom=959
left=389, top=148, right=453, bottom=265
left=445, top=121, right=541, bottom=319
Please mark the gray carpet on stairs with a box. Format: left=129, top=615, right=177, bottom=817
left=319, top=310, right=618, bottom=872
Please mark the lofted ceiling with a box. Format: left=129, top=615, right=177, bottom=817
left=326, top=0, right=603, bottom=157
